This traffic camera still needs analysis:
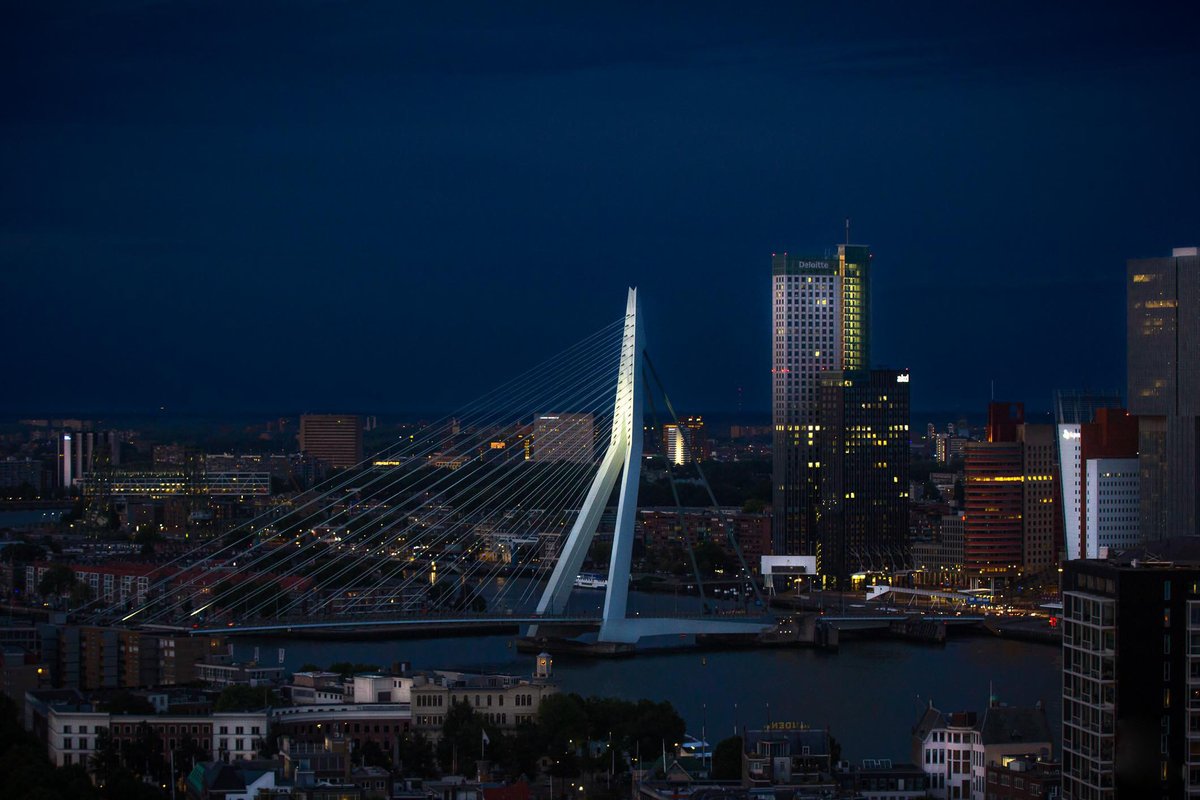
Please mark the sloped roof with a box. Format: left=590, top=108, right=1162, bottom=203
left=978, top=706, right=1052, bottom=747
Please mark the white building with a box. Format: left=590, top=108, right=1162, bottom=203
left=1057, top=425, right=1084, bottom=561
left=912, top=704, right=1053, bottom=800
left=25, top=690, right=269, bottom=767
left=349, top=673, right=412, bottom=704
left=1058, top=424, right=1140, bottom=560
left=1083, top=458, right=1140, bottom=557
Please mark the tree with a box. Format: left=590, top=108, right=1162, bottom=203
left=397, top=733, right=438, bottom=778
left=69, top=581, right=93, bottom=608
left=537, top=694, right=589, bottom=748
left=437, top=700, right=493, bottom=776
left=89, top=728, right=121, bottom=788
left=628, top=700, right=685, bottom=763
left=0, top=541, right=45, bottom=563
left=38, top=564, right=77, bottom=597
left=214, top=684, right=279, bottom=711
left=123, top=721, right=166, bottom=785
left=711, top=736, right=742, bottom=780
left=357, top=739, right=391, bottom=769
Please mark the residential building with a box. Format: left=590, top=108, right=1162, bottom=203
left=816, top=368, right=911, bottom=583
left=772, top=244, right=871, bottom=557
left=299, top=415, right=364, bottom=470
left=984, top=754, right=1061, bottom=800
left=1061, top=548, right=1200, bottom=798
left=28, top=624, right=222, bottom=690
left=1127, top=247, right=1200, bottom=539
left=742, top=724, right=834, bottom=790
left=24, top=689, right=269, bottom=767
left=834, top=760, right=932, bottom=799
left=912, top=703, right=1053, bottom=800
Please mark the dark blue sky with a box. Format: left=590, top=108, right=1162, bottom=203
left=3, top=2, right=1198, bottom=416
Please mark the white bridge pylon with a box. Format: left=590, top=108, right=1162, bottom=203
left=535, top=288, right=773, bottom=644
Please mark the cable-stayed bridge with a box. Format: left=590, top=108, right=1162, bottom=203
left=94, top=290, right=774, bottom=644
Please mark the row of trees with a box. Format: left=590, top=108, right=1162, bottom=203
left=0, top=694, right=163, bottom=800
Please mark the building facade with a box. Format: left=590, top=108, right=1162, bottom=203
left=1127, top=247, right=1200, bottom=540
left=1018, top=424, right=1059, bottom=575
left=531, top=413, right=595, bottom=463
left=409, top=670, right=557, bottom=737
left=1062, top=552, right=1200, bottom=799
left=299, top=415, right=364, bottom=470
left=913, top=704, right=1053, bottom=800
left=963, top=441, right=1024, bottom=584
left=816, top=368, right=910, bottom=583
left=772, top=244, right=871, bottom=557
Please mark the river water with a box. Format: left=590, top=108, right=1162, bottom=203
left=231, top=615, right=1061, bottom=763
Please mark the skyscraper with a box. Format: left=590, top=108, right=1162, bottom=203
left=298, top=414, right=363, bottom=469
left=1127, top=246, right=1200, bottom=539
left=817, top=368, right=910, bottom=583
left=772, top=244, right=871, bottom=556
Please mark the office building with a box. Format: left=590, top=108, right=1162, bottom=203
left=1059, top=410, right=1136, bottom=560
left=531, top=413, right=595, bottom=463
left=0, top=457, right=45, bottom=493
left=963, top=404, right=1026, bottom=584
left=1017, top=423, right=1059, bottom=575
left=298, top=414, right=363, bottom=469
left=1054, top=389, right=1123, bottom=427
left=772, top=244, right=871, bottom=556
left=964, top=403, right=1064, bottom=585
left=1062, top=548, right=1200, bottom=798
left=1083, top=458, right=1140, bottom=557
left=1127, top=247, right=1200, bottom=539
left=816, top=368, right=910, bottom=583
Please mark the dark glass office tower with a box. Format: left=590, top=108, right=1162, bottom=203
left=816, top=368, right=910, bottom=585
left=1127, top=247, right=1200, bottom=539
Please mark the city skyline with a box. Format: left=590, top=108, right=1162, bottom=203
left=4, top=4, right=1199, bottom=416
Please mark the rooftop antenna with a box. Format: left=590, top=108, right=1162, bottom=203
left=845, top=217, right=851, bottom=245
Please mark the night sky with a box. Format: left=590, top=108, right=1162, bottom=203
left=4, top=2, right=1198, bottom=417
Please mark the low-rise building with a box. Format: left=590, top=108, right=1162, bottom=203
left=287, top=671, right=345, bottom=705
left=195, top=655, right=286, bottom=688
left=25, top=688, right=269, bottom=767
left=835, top=759, right=932, bottom=799
left=741, top=724, right=833, bottom=790
left=912, top=702, right=1053, bottom=800
left=984, top=754, right=1061, bottom=800
left=410, top=666, right=557, bottom=737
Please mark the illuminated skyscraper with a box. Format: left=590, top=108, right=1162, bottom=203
left=771, top=244, right=871, bottom=556
left=662, top=416, right=707, bottom=465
